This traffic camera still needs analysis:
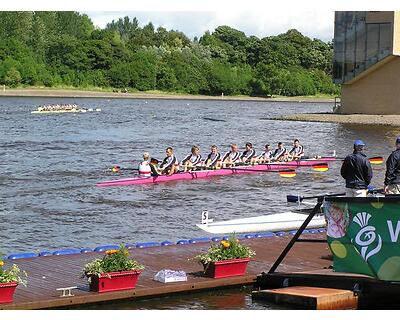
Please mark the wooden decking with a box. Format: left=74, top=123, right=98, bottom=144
left=0, top=234, right=331, bottom=309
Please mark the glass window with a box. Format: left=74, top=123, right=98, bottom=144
left=379, top=23, right=392, bottom=59
left=366, top=24, right=379, bottom=66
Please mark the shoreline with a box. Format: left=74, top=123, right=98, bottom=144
left=269, top=113, right=400, bottom=126
left=0, top=88, right=334, bottom=103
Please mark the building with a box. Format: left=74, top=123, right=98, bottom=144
left=333, top=11, right=400, bottom=114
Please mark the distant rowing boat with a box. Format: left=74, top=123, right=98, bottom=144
left=96, top=157, right=336, bottom=187
left=31, top=108, right=101, bottom=114
left=196, top=210, right=325, bottom=234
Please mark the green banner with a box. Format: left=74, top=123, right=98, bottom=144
left=325, top=199, right=400, bottom=281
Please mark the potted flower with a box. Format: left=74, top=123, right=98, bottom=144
left=194, top=235, right=256, bottom=279
left=0, top=257, right=27, bottom=304
left=82, top=245, right=144, bottom=293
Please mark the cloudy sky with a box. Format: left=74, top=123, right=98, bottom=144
left=85, top=11, right=334, bottom=42
left=3, top=0, right=397, bottom=43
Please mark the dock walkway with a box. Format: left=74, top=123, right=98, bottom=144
left=1, top=234, right=330, bottom=309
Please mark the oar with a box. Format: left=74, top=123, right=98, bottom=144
left=287, top=192, right=346, bottom=203
left=110, top=166, right=139, bottom=173
left=221, top=167, right=297, bottom=178
left=368, top=157, right=384, bottom=165
left=338, top=156, right=384, bottom=165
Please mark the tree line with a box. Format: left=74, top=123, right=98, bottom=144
left=0, top=12, right=339, bottom=97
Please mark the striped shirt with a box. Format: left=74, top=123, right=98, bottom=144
left=272, top=147, right=287, bottom=160
left=289, top=145, right=304, bottom=157
left=205, top=152, right=221, bottom=167
left=159, top=155, right=178, bottom=170
left=181, top=153, right=202, bottom=166
left=258, top=150, right=273, bottom=160
left=241, top=149, right=256, bottom=162
left=222, top=151, right=241, bottom=163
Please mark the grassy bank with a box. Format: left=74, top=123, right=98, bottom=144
left=0, top=86, right=335, bottom=103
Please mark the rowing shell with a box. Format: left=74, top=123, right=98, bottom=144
left=96, top=157, right=336, bottom=187
left=31, top=108, right=101, bottom=114
left=196, top=211, right=326, bottom=234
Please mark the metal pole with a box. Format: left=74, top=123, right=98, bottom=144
left=268, top=198, right=324, bottom=274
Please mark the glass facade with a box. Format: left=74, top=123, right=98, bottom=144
left=333, top=12, right=393, bottom=84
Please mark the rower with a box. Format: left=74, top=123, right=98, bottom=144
left=240, top=142, right=256, bottom=164
left=181, top=145, right=202, bottom=172
left=222, top=144, right=241, bottom=167
left=257, top=144, right=273, bottom=163
left=272, top=142, right=287, bottom=162
left=287, top=139, right=305, bottom=161
left=204, top=145, right=221, bottom=169
left=138, top=152, right=152, bottom=177
left=158, top=147, right=179, bottom=176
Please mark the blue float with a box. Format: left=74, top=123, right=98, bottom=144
left=80, top=248, right=93, bottom=253
left=161, top=241, right=174, bottom=246
left=94, top=245, right=120, bottom=252
left=288, top=230, right=298, bottom=235
left=176, top=240, right=190, bottom=245
left=244, top=234, right=256, bottom=239
left=211, top=237, right=222, bottom=242
left=275, top=231, right=287, bottom=237
left=53, top=249, right=81, bottom=256
left=8, top=252, right=38, bottom=260
left=189, top=237, right=211, bottom=244
left=307, top=229, right=319, bottom=234
left=39, top=251, right=53, bottom=257
left=302, top=230, right=310, bottom=234
left=317, top=228, right=326, bottom=233
left=135, top=242, right=160, bottom=249
left=124, top=244, right=136, bottom=249
left=255, top=232, right=276, bottom=238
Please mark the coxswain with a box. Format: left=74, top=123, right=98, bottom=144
left=384, top=136, right=400, bottom=194
left=158, top=147, right=179, bottom=176
left=138, top=152, right=152, bottom=177
left=181, top=145, right=202, bottom=172
left=340, top=140, right=373, bottom=197
left=257, top=144, right=273, bottom=163
left=272, top=142, right=287, bottom=162
left=222, top=144, right=241, bottom=167
left=205, top=145, right=221, bottom=169
left=287, top=139, right=305, bottom=161
left=240, top=142, right=256, bottom=164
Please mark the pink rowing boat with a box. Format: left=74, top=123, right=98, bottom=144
left=96, top=157, right=336, bottom=187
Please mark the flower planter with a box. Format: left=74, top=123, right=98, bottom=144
left=0, top=282, right=18, bottom=304
left=204, top=258, right=251, bottom=279
left=89, top=270, right=141, bottom=293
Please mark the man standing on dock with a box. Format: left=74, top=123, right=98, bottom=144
left=340, top=140, right=373, bottom=197
left=384, top=137, right=400, bottom=194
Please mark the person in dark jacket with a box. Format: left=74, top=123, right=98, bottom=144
left=384, top=137, right=400, bottom=194
left=340, top=140, right=373, bottom=197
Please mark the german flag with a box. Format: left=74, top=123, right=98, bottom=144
left=279, top=169, right=297, bottom=178
left=369, top=157, right=384, bottom=165
left=312, top=163, right=329, bottom=172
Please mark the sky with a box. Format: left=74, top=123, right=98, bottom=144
left=85, top=11, right=335, bottom=42
left=2, top=0, right=399, bottom=43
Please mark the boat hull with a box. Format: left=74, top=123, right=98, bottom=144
left=196, top=211, right=326, bottom=234
left=96, top=157, right=336, bottom=187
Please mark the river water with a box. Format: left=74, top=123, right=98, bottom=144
left=1, top=96, right=399, bottom=308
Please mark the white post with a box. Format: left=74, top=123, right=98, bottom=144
left=3, top=85, right=5, bottom=92
left=221, top=92, right=224, bottom=98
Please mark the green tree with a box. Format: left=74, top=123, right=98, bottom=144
left=4, top=67, right=22, bottom=87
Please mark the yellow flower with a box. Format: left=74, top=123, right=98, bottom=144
left=0, top=261, right=4, bottom=267
left=220, top=240, right=230, bottom=248
left=105, top=249, right=119, bottom=255
left=236, top=239, right=240, bottom=243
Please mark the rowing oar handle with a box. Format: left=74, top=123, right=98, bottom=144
left=287, top=192, right=346, bottom=203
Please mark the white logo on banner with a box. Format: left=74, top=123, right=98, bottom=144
left=353, top=212, right=382, bottom=261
